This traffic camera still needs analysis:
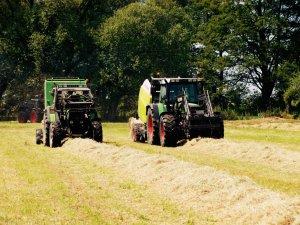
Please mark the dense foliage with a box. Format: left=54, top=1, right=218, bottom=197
left=0, top=0, right=299, bottom=120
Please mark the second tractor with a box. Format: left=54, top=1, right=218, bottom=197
left=36, top=78, right=103, bottom=147
left=131, top=77, right=224, bottom=147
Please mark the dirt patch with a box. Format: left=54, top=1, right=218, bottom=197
left=61, top=139, right=300, bottom=225
left=182, top=138, right=300, bottom=173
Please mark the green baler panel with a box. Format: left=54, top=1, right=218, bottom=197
left=44, top=79, right=86, bottom=107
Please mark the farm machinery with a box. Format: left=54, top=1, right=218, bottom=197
left=36, top=78, right=102, bottom=147
left=17, top=96, right=43, bottom=123
left=131, top=77, right=224, bottom=147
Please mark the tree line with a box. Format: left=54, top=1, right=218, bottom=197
left=0, top=0, right=299, bottom=120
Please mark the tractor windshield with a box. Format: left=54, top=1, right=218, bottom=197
left=169, top=83, right=199, bottom=103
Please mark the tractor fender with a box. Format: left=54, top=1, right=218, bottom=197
left=159, top=111, right=174, bottom=118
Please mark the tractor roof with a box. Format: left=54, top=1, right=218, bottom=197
left=151, top=77, right=204, bottom=85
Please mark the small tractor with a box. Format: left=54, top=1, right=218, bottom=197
left=17, top=96, right=44, bottom=123
left=130, top=77, right=224, bottom=147
left=36, top=78, right=102, bottom=147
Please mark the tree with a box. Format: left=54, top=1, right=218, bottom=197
left=284, top=72, right=300, bottom=113
left=0, top=0, right=36, bottom=100
left=189, top=0, right=300, bottom=110
left=234, top=0, right=300, bottom=109
left=0, top=0, right=137, bottom=116
left=98, top=2, right=192, bottom=120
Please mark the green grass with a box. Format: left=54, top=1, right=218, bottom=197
left=0, top=120, right=299, bottom=223
left=102, top=122, right=300, bottom=196
left=0, top=122, right=212, bottom=224
left=225, top=121, right=300, bottom=152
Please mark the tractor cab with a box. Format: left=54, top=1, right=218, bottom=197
left=159, top=80, right=200, bottom=104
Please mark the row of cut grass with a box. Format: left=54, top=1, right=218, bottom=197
left=102, top=122, right=300, bottom=196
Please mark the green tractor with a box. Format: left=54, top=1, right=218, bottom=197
left=36, top=78, right=103, bottom=147
left=131, top=77, right=224, bottom=147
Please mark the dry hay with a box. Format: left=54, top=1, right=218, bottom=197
left=229, top=118, right=300, bottom=131
left=61, top=139, right=300, bottom=225
left=182, top=138, right=300, bottom=173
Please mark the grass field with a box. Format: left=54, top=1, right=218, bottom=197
left=103, top=120, right=300, bottom=196
left=0, top=119, right=299, bottom=224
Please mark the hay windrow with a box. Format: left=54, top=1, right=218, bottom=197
left=227, top=118, right=300, bottom=131
left=182, top=138, right=300, bottom=173
left=61, top=139, right=300, bottom=225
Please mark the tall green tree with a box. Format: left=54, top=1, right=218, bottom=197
left=98, top=2, right=192, bottom=119
left=0, top=0, right=136, bottom=109
left=0, top=0, right=35, bottom=99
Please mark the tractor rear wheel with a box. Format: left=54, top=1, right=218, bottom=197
left=49, top=122, right=61, bottom=148
left=18, top=112, right=27, bottom=123
left=159, top=114, right=177, bottom=147
left=92, top=121, right=103, bottom=142
left=43, top=127, right=50, bottom=147
left=30, top=111, right=37, bottom=123
left=147, top=108, right=159, bottom=145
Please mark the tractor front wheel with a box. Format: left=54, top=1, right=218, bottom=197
left=159, top=114, right=177, bottom=147
left=92, top=121, right=103, bottom=142
left=36, top=129, right=43, bottom=144
left=147, top=108, right=159, bottom=145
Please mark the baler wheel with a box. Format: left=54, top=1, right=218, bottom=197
left=131, top=125, right=138, bottom=142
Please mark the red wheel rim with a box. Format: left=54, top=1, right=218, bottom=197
left=148, top=115, right=153, bottom=139
left=160, top=121, right=165, bottom=141
left=18, top=115, right=25, bottom=123
left=30, top=112, right=37, bottom=123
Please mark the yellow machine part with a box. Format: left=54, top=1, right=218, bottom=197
left=138, top=79, right=152, bottom=123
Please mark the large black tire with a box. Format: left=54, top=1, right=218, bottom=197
left=43, top=125, right=50, bottom=147
left=159, top=114, right=177, bottom=147
left=92, top=121, right=103, bottom=142
left=49, top=122, right=62, bottom=148
left=43, top=112, right=50, bottom=146
left=147, top=108, right=159, bottom=145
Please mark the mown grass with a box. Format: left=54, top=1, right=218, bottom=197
left=225, top=121, right=300, bottom=152
left=0, top=119, right=299, bottom=224
left=102, top=121, right=300, bottom=197
left=0, top=122, right=214, bottom=224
